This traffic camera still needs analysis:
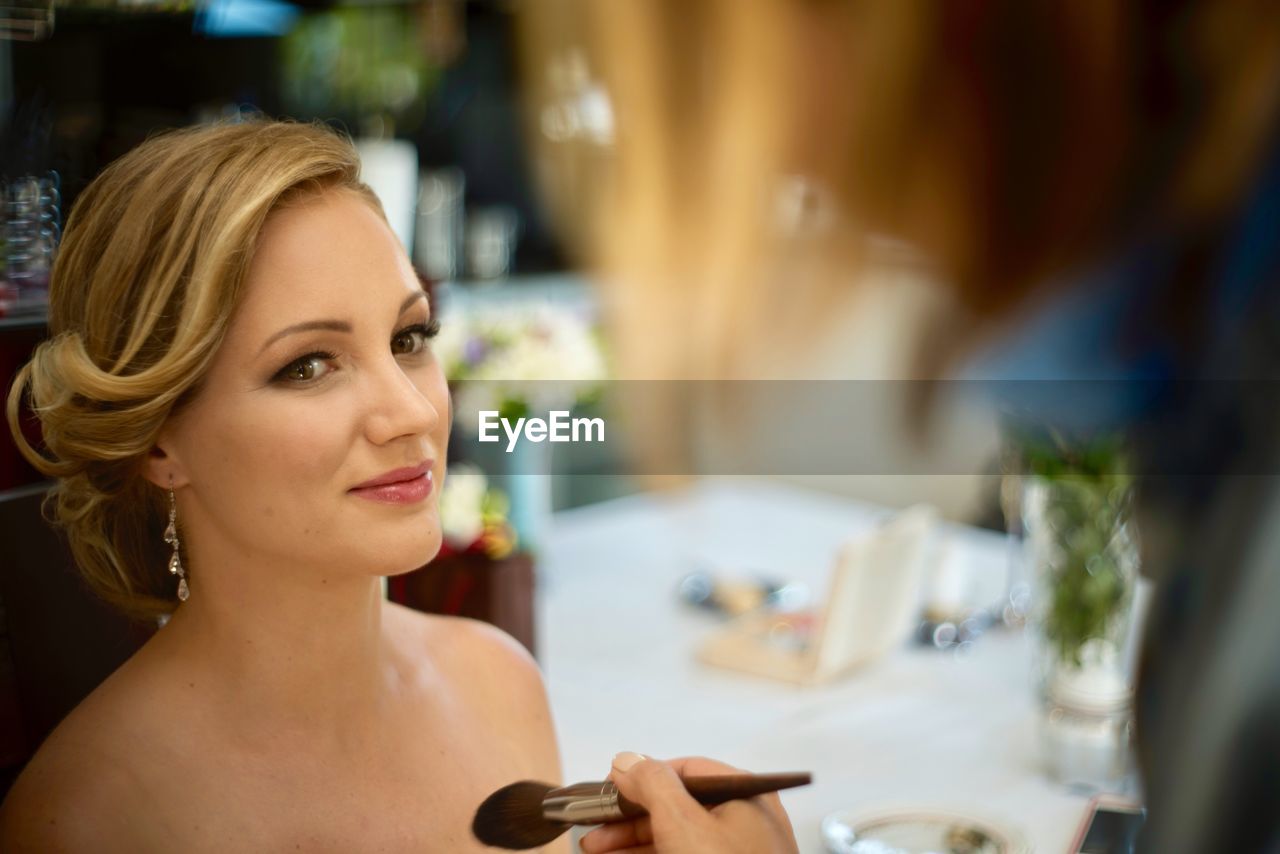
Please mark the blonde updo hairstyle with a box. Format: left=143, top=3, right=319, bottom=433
left=5, top=120, right=383, bottom=620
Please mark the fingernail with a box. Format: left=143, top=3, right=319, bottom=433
left=612, top=751, right=647, bottom=772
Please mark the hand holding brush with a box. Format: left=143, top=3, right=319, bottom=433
left=474, top=753, right=804, bottom=852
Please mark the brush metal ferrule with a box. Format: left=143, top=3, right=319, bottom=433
left=541, top=781, right=625, bottom=824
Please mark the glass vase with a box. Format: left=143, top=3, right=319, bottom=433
left=1022, top=475, right=1138, bottom=791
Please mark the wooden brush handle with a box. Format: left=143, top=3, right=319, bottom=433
left=616, top=772, right=812, bottom=818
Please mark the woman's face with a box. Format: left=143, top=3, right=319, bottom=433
left=158, top=188, right=449, bottom=583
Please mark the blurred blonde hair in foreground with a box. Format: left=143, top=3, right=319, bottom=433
left=519, top=1, right=1280, bottom=380
left=5, top=121, right=382, bottom=620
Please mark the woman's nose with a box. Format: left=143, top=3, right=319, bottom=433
left=362, top=357, right=442, bottom=446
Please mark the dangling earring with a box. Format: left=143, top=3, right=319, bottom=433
left=163, top=477, right=189, bottom=602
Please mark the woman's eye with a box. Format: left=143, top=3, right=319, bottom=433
left=274, top=353, right=334, bottom=384
left=391, top=323, right=435, bottom=356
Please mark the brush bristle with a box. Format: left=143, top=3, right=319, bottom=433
left=472, top=779, right=570, bottom=850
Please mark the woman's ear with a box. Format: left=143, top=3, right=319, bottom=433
left=142, top=432, right=191, bottom=490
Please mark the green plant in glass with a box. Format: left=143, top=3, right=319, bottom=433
left=1020, top=431, right=1135, bottom=669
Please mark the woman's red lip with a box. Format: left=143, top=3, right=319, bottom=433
left=350, top=462, right=433, bottom=490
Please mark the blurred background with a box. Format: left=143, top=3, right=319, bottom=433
left=0, top=5, right=1189, bottom=851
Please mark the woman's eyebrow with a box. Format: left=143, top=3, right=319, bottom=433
left=257, top=292, right=428, bottom=356
left=257, top=319, right=352, bottom=355
left=399, top=291, right=428, bottom=315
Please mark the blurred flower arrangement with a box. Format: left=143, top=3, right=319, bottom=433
left=437, top=464, right=516, bottom=559
left=432, top=302, right=608, bottom=429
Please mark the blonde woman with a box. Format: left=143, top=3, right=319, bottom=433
left=1, top=121, right=562, bottom=852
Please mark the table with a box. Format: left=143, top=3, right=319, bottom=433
left=539, top=478, right=1099, bottom=853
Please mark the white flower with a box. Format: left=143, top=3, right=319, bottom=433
left=439, top=464, right=489, bottom=546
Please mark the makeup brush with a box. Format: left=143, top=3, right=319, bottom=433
left=472, top=771, right=812, bottom=850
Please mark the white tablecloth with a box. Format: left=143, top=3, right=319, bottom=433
left=539, top=479, right=1099, bottom=853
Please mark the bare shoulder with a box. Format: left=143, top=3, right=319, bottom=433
left=441, top=614, right=540, bottom=683
left=0, top=717, right=146, bottom=853
left=384, top=602, right=561, bottom=777
left=385, top=601, right=543, bottom=697
left=0, top=639, right=187, bottom=853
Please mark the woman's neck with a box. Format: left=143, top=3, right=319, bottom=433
left=155, top=552, right=406, bottom=753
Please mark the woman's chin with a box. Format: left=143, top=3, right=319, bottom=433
left=382, top=533, right=443, bottom=577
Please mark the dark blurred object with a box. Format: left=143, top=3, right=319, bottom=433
left=415, top=2, right=564, bottom=276
left=0, top=483, right=156, bottom=799
left=679, top=570, right=807, bottom=618
left=2, top=170, right=60, bottom=314
left=0, top=98, right=59, bottom=317
left=0, top=0, right=53, bottom=42
left=1070, top=798, right=1146, bottom=854
left=915, top=610, right=993, bottom=652
left=10, top=11, right=283, bottom=218
left=0, top=316, right=48, bottom=491
left=387, top=550, right=536, bottom=657
left=9, top=4, right=565, bottom=279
